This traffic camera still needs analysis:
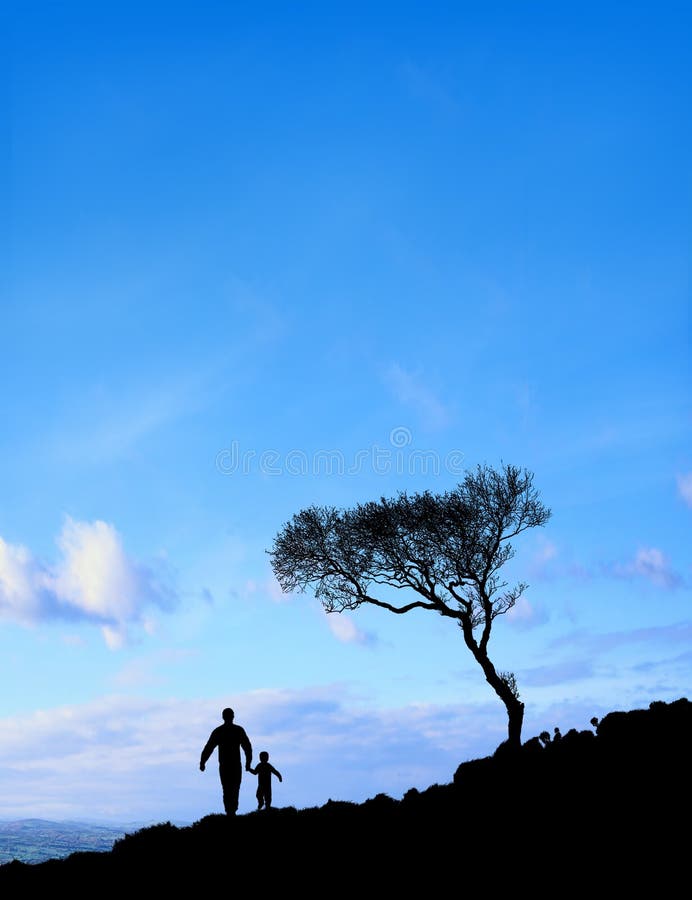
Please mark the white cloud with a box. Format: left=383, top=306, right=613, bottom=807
left=0, top=538, right=47, bottom=625
left=266, top=576, right=288, bottom=602
left=534, top=539, right=558, bottom=565
left=521, top=659, right=595, bottom=687
left=326, top=612, right=374, bottom=645
left=506, top=596, right=549, bottom=630
left=0, top=690, right=506, bottom=823
left=0, top=518, right=176, bottom=645
left=53, top=518, right=140, bottom=620
left=102, top=624, right=127, bottom=650
left=0, top=685, right=684, bottom=824
left=612, top=547, right=684, bottom=590
left=49, top=373, right=211, bottom=466
left=243, top=573, right=288, bottom=603
left=677, top=472, right=692, bottom=508
left=550, top=621, right=692, bottom=654
left=111, top=649, right=196, bottom=690
left=528, top=537, right=559, bottom=580
left=384, top=363, right=451, bottom=429
left=547, top=547, right=687, bottom=591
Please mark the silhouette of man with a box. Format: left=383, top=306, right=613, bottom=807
left=249, top=750, right=282, bottom=810
left=200, top=708, right=253, bottom=815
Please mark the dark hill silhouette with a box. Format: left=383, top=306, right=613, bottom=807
left=1, top=697, right=689, bottom=892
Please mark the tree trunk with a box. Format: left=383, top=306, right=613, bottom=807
left=460, top=620, right=525, bottom=748
left=466, top=640, right=525, bottom=746
left=506, top=697, right=525, bottom=748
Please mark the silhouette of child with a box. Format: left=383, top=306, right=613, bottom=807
left=249, top=751, right=283, bottom=810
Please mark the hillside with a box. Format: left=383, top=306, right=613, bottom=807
left=1, top=697, right=689, bottom=891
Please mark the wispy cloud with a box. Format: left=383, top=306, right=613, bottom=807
left=677, top=472, right=692, bottom=508
left=506, top=596, right=549, bottom=630
left=609, top=546, right=685, bottom=590
left=550, top=621, right=692, bottom=654
left=528, top=537, right=559, bottom=578
left=243, top=573, right=289, bottom=604
left=325, top=612, right=377, bottom=646
left=0, top=518, right=176, bottom=647
left=48, top=372, right=210, bottom=466
left=521, top=660, right=596, bottom=687
left=0, top=690, right=505, bottom=822
left=0, top=539, right=46, bottom=625
left=0, top=685, right=681, bottom=822
left=384, top=363, right=452, bottom=430
left=528, top=542, right=686, bottom=591
left=631, top=648, right=692, bottom=674
left=111, top=649, right=196, bottom=689
left=399, top=61, right=460, bottom=117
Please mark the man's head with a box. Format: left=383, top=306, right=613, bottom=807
left=222, top=708, right=234, bottom=723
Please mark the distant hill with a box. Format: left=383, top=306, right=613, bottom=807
left=0, top=818, right=184, bottom=865
left=0, top=819, right=135, bottom=865
left=1, top=697, right=689, bottom=891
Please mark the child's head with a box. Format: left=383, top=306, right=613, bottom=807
left=259, top=751, right=269, bottom=762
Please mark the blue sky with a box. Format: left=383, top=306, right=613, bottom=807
left=2, top=1, right=690, bottom=824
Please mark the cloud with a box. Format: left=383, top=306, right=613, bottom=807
left=540, top=545, right=686, bottom=590
left=631, top=648, right=692, bottom=675
left=506, top=596, right=549, bottom=630
left=550, top=621, right=692, bottom=654
left=112, top=649, right=196, bottom=689
left=325, top=612, right=376, bottom=645
left=525, top=539, right=594, bottom=585
left=266, top=576, right=288, bottom=602
left=521, top=660, right=595, bottom=687
left=610, top=547, right=684, bottom=590
left=399, top=61, right=460, bottom=117
left=0, top=690, right=506, bottom=823
left=534, top=539, right=558, bottom=565
left=243, top=573, right=289, bottom=603
left=0, top=538, right=48, bottom=625
left=677, top=473, right=692, bottom=508
left=528, top=538, right=559, bottom=578
left=0, top=684, right=685, bottom=823
left=53, top=518, right=143, bottom=621
left=384, top=363, right=452, bottom=429
left=0, top=518, right=176, bottom=646
left=48, top=373, right=211, bottom=466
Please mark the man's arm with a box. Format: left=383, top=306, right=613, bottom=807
left=241, top=728, right=253, bottom=770
left=199, top=731, right=218, bottom=771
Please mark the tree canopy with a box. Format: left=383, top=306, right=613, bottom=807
left=270, top=463, right=551, bottom=746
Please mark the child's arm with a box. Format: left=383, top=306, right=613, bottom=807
left=272, top=766, right=282, bottom=782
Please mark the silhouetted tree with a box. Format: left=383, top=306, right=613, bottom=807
left=269, top=463, right=551, bottom=747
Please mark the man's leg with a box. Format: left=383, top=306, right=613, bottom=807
left=220, top=766, right=241, bottom=815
